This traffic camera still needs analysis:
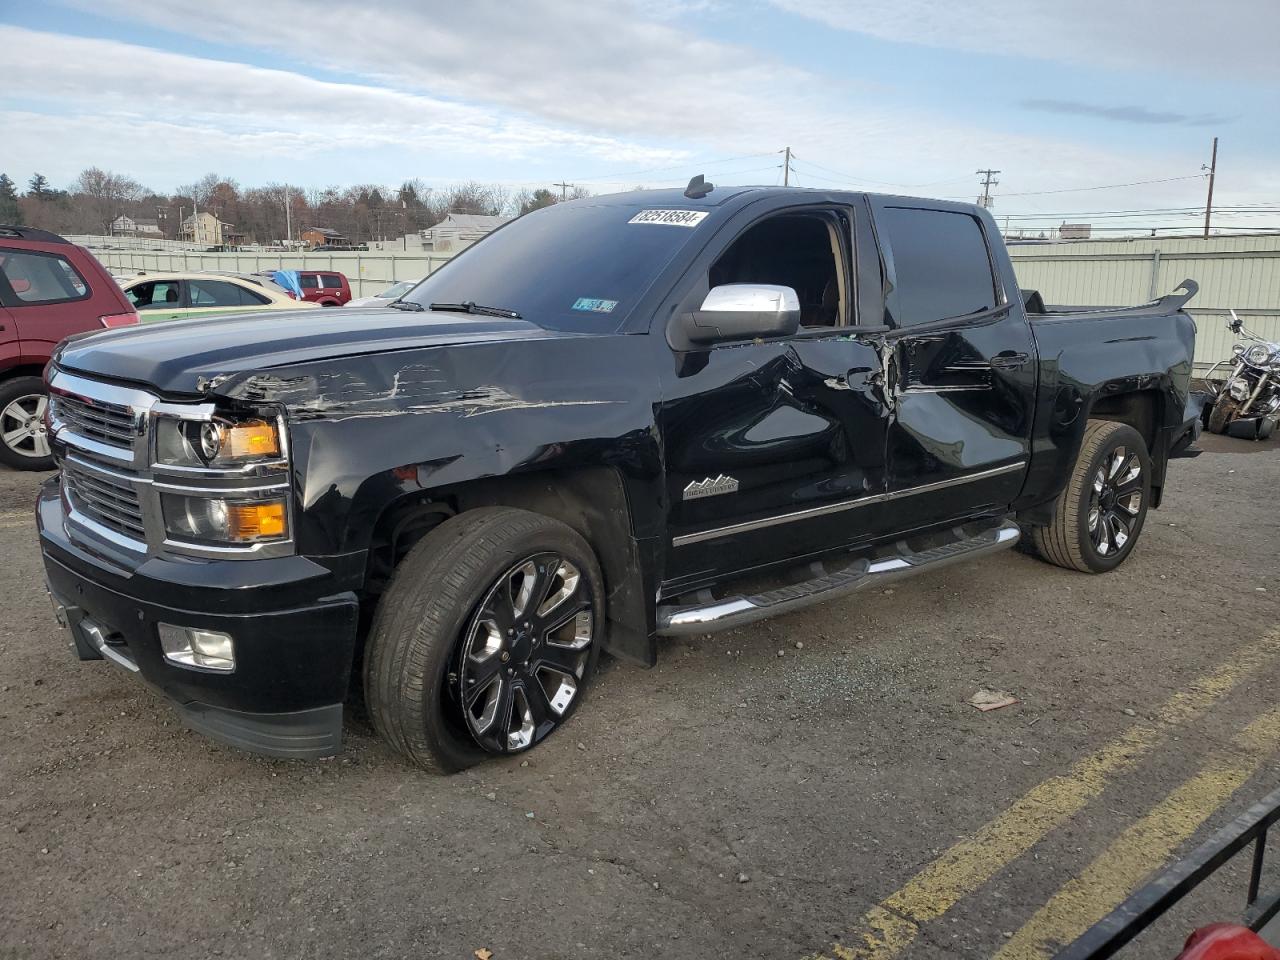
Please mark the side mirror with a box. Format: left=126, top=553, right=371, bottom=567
left=677, top=284, right=801, bottom=346
left=1229, top=309, right=1243, bottom=334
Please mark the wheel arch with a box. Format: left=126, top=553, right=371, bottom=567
left=0, top=363, right=49, bottom=383
left=1018, top=385, right=1172, bottom=527
left=361, top=466, right=657, bottom=667
left=1084, top=388, right=1168, bottom=508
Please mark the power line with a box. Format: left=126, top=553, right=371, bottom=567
left=789, top=158, right=978, bottom=189
left=570, top=152, right=776, bottom=184
left=992, top=174, right=1206, bottom=198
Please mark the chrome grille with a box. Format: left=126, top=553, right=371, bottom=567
left=52, top=393, right=137, bottom=450
left=61, top=457, right=147, bottom=541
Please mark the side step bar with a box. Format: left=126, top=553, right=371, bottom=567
left=656, top=519, right=1021, bottom=636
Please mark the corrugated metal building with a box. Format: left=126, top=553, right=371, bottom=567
left=1007, top=234, right=1280, bottom=371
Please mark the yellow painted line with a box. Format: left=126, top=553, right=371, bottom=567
left=811, top=629, right=1280, bottom=960
left=995, top=706, right=1280, bottom=960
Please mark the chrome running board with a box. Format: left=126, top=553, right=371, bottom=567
left=656, top=519, right=1020, bottom=636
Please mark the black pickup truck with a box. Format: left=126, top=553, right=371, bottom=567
left=36, top=183, right=1199, bottom=771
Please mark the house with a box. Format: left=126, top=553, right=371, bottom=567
left=180, top=211, right=231, bottom=246
left=110, top=215, right=163, bottom=238
left=300, top=227, right=350, bottom=249
left=371, top=213, right=510, bottom=254
left=420, top=213, right=509, bottom=252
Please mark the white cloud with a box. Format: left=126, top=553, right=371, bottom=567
left=5, top=6, right=1273, bottom=224
left=1, top=26, right=684, bottom=165
left=68, top=0, right=831, bottom=145
left=767, top=0, right=1280, bottom=80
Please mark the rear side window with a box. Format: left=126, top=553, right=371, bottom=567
left=300, top=274, right=320, bottom=289
left=0, top=248, right=91, bottom=306
left=188, top=279, right=269, bottom=307
left=878, top=207, right=997, bottom=327
left=320, top=273, right=345, bottom=289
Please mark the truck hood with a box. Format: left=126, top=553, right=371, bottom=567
left=54, top=307, right=561, bottom=396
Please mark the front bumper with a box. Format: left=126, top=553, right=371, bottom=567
left=37, top=478, right=361, bottom=759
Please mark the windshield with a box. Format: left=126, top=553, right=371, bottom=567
left=380, top=280, right=416, bottom=299
left=402, top=202, right=707, bottom=329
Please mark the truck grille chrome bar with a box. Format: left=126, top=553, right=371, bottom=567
left=61, top=457, right=147, bottom=541
left=49, top=393, right=137, bottom=450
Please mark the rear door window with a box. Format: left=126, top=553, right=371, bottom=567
left=0, top=249, right=91, bottom=306
left=300, top=274, right=320, bottom=289
left=321, top=274, right=345, bottom=289
left=187, top=279, right=269, bottom=307
left=877, top=207, right=997, bottom=327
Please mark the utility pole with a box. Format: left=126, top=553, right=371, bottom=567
left=553, top=180, right=573, bottom=201
left=976, top=169, right=1000, bottom=209
left=284, top=187, right=292, bottom=248
left=1202, top=136, right=1218, bottom=240
left=781, top=146, right=793, bottom=186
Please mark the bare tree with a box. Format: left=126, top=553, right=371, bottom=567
left=72, top=167, right=145, bottom=233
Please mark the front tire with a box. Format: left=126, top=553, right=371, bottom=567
left=364, top=507, right=604, bottom=772
left=1030, top=420, right=1151, bottom=573
left=0, top=377, right=54, bottom=471
left=1207, top=396, right=1241, bottom=434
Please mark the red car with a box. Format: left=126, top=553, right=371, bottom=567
left=299, top=270, right=351, bottom=306
left=0, top=225, right=137, bottom=470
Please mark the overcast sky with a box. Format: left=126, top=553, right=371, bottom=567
left=2, top=0, right=1277, bottom=232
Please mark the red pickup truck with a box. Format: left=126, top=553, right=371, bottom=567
left=0, top=225, right=137, bottom=470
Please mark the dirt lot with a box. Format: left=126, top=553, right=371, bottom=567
left=2, top=434, right=1279, bottom=960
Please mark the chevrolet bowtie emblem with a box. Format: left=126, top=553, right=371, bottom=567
left=683, top=474, right=739, bottom=500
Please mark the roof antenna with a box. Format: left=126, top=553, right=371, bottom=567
left=684, top=174, right=714, bottom=200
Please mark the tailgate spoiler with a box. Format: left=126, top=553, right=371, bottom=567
left=1030, top=279, right=1199, bottom=319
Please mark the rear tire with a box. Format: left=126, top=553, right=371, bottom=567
left=1030, top=420, right=1151, bottom=574
left=1207, top=396, right=1241, bottom=434
left=0, top=377, right=54, bottom=471
left=364, top=507, right=604, bottom=772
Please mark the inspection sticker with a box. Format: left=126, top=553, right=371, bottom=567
left=572, top=297, right=618, bottom=313
left=628, top=209, right=708, bottom=227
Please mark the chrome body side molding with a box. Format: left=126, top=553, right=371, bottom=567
left=672, top=461, right=1025, bottom=547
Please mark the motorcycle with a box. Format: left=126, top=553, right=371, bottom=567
left=1202, top=310, right=1280, bottom=439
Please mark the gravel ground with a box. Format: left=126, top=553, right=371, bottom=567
left=2, top=432, right=1278, bottom=960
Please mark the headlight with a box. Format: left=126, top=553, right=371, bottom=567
left=155, top=414, right=282, bottom=467
left=1228, top=378, right=1251, bottom=401
left=161, top=493, right=289, bottom=545
left=1245, top=344, right=1273, bottom=367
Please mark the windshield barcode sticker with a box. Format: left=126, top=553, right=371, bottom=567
left=628, top=209, right=708, bottom=227
left=572, top=298, right=618, bottom=313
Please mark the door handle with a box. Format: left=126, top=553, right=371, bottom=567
left=990, top=351, right=1030, bottom=369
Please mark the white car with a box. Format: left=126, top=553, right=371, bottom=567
left=348, top=279, right=421, bottom=308
left=120, top=271, right=318, bottom=322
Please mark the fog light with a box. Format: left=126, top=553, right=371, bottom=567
left=159, top=623, right=235, bottom=672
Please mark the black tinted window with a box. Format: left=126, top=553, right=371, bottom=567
left=321, top=274, right=344, bottom=288
left=188, top=279, right=267, bottom=307
left=403, top=203, right=704, bottom=331
left=300, top=274, right=319, bottom=288
left=879, top=207, right=996, bottom=327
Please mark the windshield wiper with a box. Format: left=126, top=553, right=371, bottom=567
left=388, top=300, right=425, bottom=312
left=429, top=301, right=522, bottom=319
